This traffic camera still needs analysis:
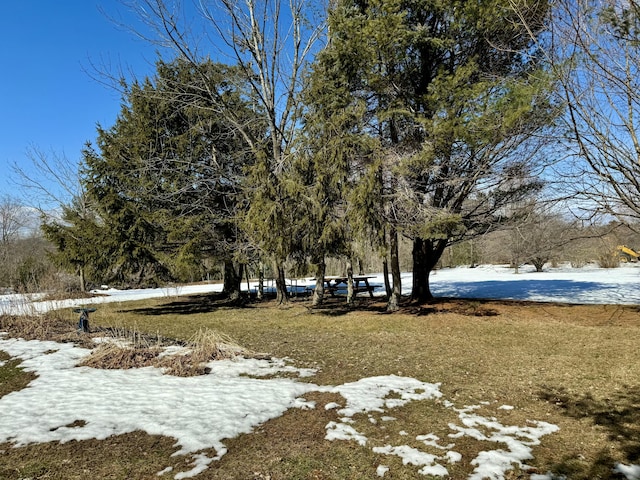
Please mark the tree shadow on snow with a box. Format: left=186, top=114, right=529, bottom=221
left=538, top=385, right=640, bottom=479
left=433, top=279, right=619, bottom=303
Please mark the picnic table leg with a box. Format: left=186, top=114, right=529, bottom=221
left=365, top=279, right=374, bottom=298
left=326, top=280, right=335, bottom=297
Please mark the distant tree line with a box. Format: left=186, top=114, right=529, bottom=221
left=0, top=196, right=58, bottom=293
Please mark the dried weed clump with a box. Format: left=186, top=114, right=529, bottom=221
left=0, top=313, right=97, bottom=347
left=158, top=328, right=253, bottom=376
left=79, top=343, right=163, bottom=370
left=1, top=313, right=254, bottom=377
left=189, top=328, right=247, bottom=361
left=80, top=327, right=254, bottom=376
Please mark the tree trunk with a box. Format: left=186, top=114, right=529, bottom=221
left=411, top=238, right=447, bottom=303
left=274, top=262, right=289, bottom=305
left=387, top=226, right=401, bottom=312
left=383, top=257, right=392, bottom=298
left=223, top=259, right=242, bottom=301
left=257, top=262, right=264, bottom=300
left=245, top=265, right=251, bottom=295
left=312, top=256, right=326, bottom=307
left=469, top=240, right=476, bottom=268
left=137, top=264, right=146, bottom=287
left=532, top=258, right=546, bottom=272
left=79, top=266, right=86, bottom=292
left=346, top=258, right=354, bottom=305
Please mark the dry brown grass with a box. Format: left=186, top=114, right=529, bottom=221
left=0, top=313, right=97, bottom=348
left=79, top=342, right=164, bottom=370
left=0, top=351, right=36, bottom=400
left=0, top=312, right=253, bottom=377
left=1, top=295, right=640, bottom=479
left=158, top=328, right=253, bottom=376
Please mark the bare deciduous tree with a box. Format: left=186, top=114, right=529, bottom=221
left=551, top=0, right=640, bottom=222
left=506, top=205, right=575, bottom=272
left=13, top=147, right=99, bottom=292
left=0, top=196, right=55, bottom=292
left=119, top=0, right=325, bottom=303
left=13, top=146, right=88, bottom=221
left=0, top=196, right=26, bottom=246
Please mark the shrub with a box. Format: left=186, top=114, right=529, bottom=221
left=597, top=252, right=620, bottom=268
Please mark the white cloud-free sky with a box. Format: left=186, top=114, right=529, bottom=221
left=2, top=263, right=640, bottom=479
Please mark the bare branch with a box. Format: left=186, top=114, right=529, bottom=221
left=547, top=0, right=640, bottom=223
left=13, top=147, right=87, bottom=219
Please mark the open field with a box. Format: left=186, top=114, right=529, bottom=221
left=1, top=291, right=640, bottom=479
left=4, top=263, right=640, bottom=317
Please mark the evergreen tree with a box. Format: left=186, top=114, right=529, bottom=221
left=125, top=0, right=325, bottom=304
left=80, top=59, right=258, bottom=292
left=314, top=0, right=555, bottom=301
left=298, top=48, right=380, bottom=306
left=41, top=197, right=105, bottom=291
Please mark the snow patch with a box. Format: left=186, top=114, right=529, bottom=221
left=615, top=463, right=640, bottom=480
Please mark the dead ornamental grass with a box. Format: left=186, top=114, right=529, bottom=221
left=78, top=342, right=162, bottom=370
left=0, top=313, right=94, bottom=347
left=1, top=311, right=254, bottom=377
left=79, top=328, right=253, bottom=376
left=1, top=297, right=640, bottom=479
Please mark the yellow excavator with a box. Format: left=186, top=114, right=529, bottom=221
left=617, top=245, right=640, bottom=262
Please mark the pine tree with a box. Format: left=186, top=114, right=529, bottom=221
left=297, top=46, right=381, bottom=305
left=41, top=198, right=105, bottom=291
left=314, top=0, right=555, bottom=301
left=80, top=59, right=258, bottom=292
left=124, top=0, right=325, bottom=305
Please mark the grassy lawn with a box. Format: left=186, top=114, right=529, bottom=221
left=1, top=294, right=640, bottom=479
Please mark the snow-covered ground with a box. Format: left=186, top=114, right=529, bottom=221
left=427, top=263, right=640, bottom=304
left=0, top=335, right=560, bottom=480
left=1, top=263, right=639, bottom=479
left=2, top=262, right=639, bottom=317
left=0, top=283, right=225, bottom=317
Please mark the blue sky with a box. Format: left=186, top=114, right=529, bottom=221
left=0, top=1, right=161, bottom=203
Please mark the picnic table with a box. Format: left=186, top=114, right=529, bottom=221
left=323, top=276, right=377, bottom=298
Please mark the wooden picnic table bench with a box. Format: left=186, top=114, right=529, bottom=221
left=323, top=276, right=376, bottom=298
